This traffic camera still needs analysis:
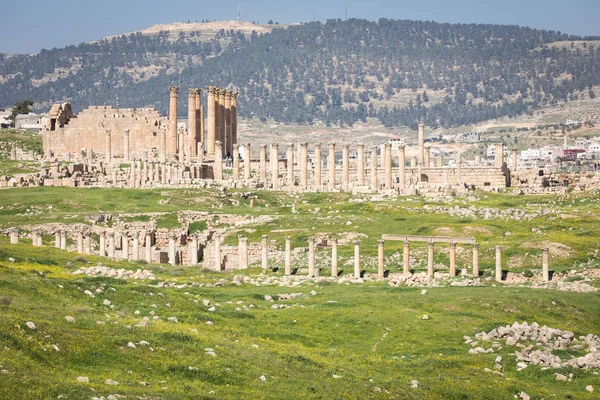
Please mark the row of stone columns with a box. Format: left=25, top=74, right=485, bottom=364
left=206, top=87, right=238, bottom=157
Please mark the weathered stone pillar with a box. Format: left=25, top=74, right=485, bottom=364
left=121, top=235, right=129, bottom=260
left=217, top=89, right=225, bottom=149
left=160, top=130, right=167, bottom=163
left=331, top=238, right=338, bottom=277
left=132, top=233, right=140, bottom=261
left=189, top=235, right=198, bottom=266
left=123, top=129, right=130, bottom=161
left=328, top=143, right=336, bottom=191
left=495, top=245, right=502, bottom=282
left=370, top=146, right=378, bottom=190
left=457, top=154, right=462, bottom=183
left=195, top=89, right=203, bottom=151
left=178, top=130, right=185, bottom=161
left=130, top=161, right=136, bottom=188
left=168, top=231, right=177, bottom=266
left=145, top=231, right=152, bottom=263
left=356, top=144, right=365, bottom=186
left=424, top=146, right=431, bottom=169
left=238, top=236, right=248, bottom=269
left=314, top=143, right=322, bottom=188
left=77, top=231, right=83, bottom=253
left=494, top=144, right=504, bottom=168
left=472, top=244, right=479, bottom=277
left=207, top=86, right=217, bottom=156
left=224, top=91, right=233, bottom=156
left=99, top=231, right=106, bottom=256
left=384, top=143, right=392, bottom=188
left=232, top=144, right=240, bottom=180
left=427, top=240, right=434, bottom=277
left=512, top=148, right=518, bottom=171
left=300, top=143, right=308, bottom=189
left=83, top=233, right=91, bottom=254
left=286, top=144, right=294, bottom=186
left=214, top=141, right=223, bottom=180
left=403, top=240, right=410, bottom=274
left=398, top=145, right=406, bottom=191
left=353, top=240, right=361, bottom=278
left=542, top=248, right=549, bottom=282
left=261, top=235, right=269, bottom=269
left=8, top=229, right=18, bottom=244
left=342, top=144, right=350, bottom=190
left=107, top=232, right=115, bottom=259
left=231, top=92, right=238, bottom=149
left=214, top=233, right=221, bottom=271
left=418, top=123, right=425, bottom=167
left=59, top=230, right=66, bottom=250
left=105, top=129, right=112, bottom=162
left=188, top=89, right=198, bottom=156
left=271, top=143, right=279, bottom=189
left=285, top=236, right=291, bottom=275
left=259, top=145, right=267, bottom=181
left=449, top=242, right=457, bottom=277
left=168, top=86, right=179, bottom=156
left=308, top=237, right=316, bottom=277
left=377, top=240, right=385, bottom=279
left=241, top=143, right=250, bottom=180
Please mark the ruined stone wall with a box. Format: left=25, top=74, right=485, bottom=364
left=43, top=106, right=168, bottom=158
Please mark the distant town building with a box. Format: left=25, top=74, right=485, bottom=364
left=15, top=113, right=45, bottom=133
left=0, top=109, right=11, bottom=128
left=456, top=132, right=481, bottom=143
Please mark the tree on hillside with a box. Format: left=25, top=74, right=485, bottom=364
left=8, top=100, right=33, bottom=126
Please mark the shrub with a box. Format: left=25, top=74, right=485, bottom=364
left=523, top=270, right=534, bottom=278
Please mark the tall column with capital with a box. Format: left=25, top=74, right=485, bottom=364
left=231, top=92, right=238, bottom=149
left=244, top=143, right=251, bottom=179
left=418, top=123, right=425, bottom=167
left=403, top=240, right=410, bottom=274
left=472, top=244, right=480, bottom=277
left=384, top=143, right=392, bottom=188
left=377, top=240, right=385, bottom=279
left=225, top=91, right=233, bottom=156
left=427, top=240, right=435, bottom=277
left=238, top=236, right=248, bottom=269
left=169, top=86, right=179, bottom=156
left=308, top=237, right=316, bottom=277
left=495, top=246, right=502, bottom=282
left=232, top=144, right=240, bottom=180
left=449, top=242, right=457, bottom=277
left=218, top=89, right=226, bottom=152
left=328, top=143, right=336, bottom=191
left=542, top=248, right=549, bottom=282
left=123, top=129, right=130, bottom=161
left=195, top=89, right=203, bottom=152
left=357, top=144, right=365, bottom=185
left=286, top=144, right=294, bottom=186
left=168, top=231, right=177, bottom=266
left=259, top=145, right=267, bottom=181
left=398, top=145, right=406, bottom=192
left=178, top=129, right=185, bottom=161
left=207, top=87, right=217, bottom=156
left=353, top=240, right=361, bottom=278
left=300, top=143, right=308, bottom=189
left=331, top=238, right=338, bottom=277
left=285, top=236, right=291, bottom=275
left=342, top=144, right=350, bottom=190
left=314, top=143, right=322, bottom=189
left=188, top=89, right=198, bottom=156
left=214, top=141, right=223, bottom=180
left=370, top=146, right=378, bottom=190
left=271, top=143, right=279, bottom=189
left=105, top=129, right=112, bottom=162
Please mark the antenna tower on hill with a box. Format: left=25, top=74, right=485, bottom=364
left=345, top=3, right=347, bottom=21
left=238, top=2, right=242, bottom=22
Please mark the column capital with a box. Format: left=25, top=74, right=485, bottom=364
left=308, top=237, right=316, bottom=243
left=107, top=231, right=115, bottom=238
left=428, top=241, right=435, bottom=248
left=353, top=240, right=361, bottom=245
left=225, top=90, right=234, bottom=99
left=371, top=145, right=378, bottom=151
left=245, top=143, right=251, bottom=149
left=285, top=236, right=291, bottom=241
left=233, top=144, right=240, bottom=150
left=313, top=142, right=321, bottom=150
left=169, top=86, right=179, bottom=96
left=214, top=232, right=221, bottom=238
left=357, top=143, right=364, bottom=150
left=384, top=143, right=392, bottom=150
left=271, top=142, right=279, bottom=148
left=331, top=238, right=338, bottom=244
left=169, top=231, right=177, bottom=239
left=238, top=235, right=247, bottom=242
left=495, top=245, right=502, bottom=251
left=300, top=142, right=308, bottom=149
left=105, top=129, right=111, bottom=135
left=123, top=128, right=130, bottom=135
left=473, top=243, right=480, bottom=250
left=377, top=239, right=385, bottom=245
left=189, top=89, right=197, bottom=97
left=449, top=242, right=457, bottom=249
left=328, top=142, right=336, bottom=149
left=287, top=143, right=294, bottom=150
left=207, top=86, right=217, bottom=95
left=542, top=247, right=549, bottom=253
left=262, top=235, right=269, bottom=240
left=218, top=88, right=226, bottom=97
left=259, top=144, right=267, bottom=150
left=399, top=145, right=405, bottom=150
left=342, top=144, right=349, bottom=150
left=403, top=240, right=410, bottom=246
left=231, top=92, right=238, bottom=100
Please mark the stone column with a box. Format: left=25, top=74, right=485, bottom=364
left=105, top=129, right=112, bottom=162
left=398, top=145, right=406, bottom=192
left=31, top=231, right=40, bottom=247
left=308, top=237, right=316, bottom=277
left=331, top=238, right=338, bottom=277
left=449, top=242, right=457, bottom=277
left=357, top=144, right=365, bottom=186
left=427, top=240, right=434, bottom=277
left=77, top=231, right=84, bottom=253
left=495, top=246, right=502, bottom=281
left=300, top=143, right=308, bottom=189
left=353, top=240, right=361, bottom=278
left=99, top=231, right=106, bottom=256
left=542, top=248, right=549, bottom=282
left=494, top=144, right=504, bottom=168
left=168, top=231, right=177, bottom=266
left=59, top=230, right=67, bottom=250
left=168, top=86, right=179, bottom=156
left=132, top=233, right=140, bottom=261
left=145, top=231, right=152, bottom=263
left=244, top=143, right=251, bottom=179
left=189, top=235, right=198, bottom=266
left=83, top=233, right=91, bottom=254
left=259, top=145, right=267, bottom=181
left=217, top=89, right=225, bottom=149
left=342, top=144, right=350, bottom=190
left=384, top=143, right=392, bottom=188
left=107, top=232, right=115, bottom=259
left=130, top=161, right=136, bottom=188
left=328, top=143, right=336, bottom=191
left=512, top=148, right=518, bottom=171
left=9, top=229, right=18, bottom=244
left=286, top=144, right=294, bottom=186
left=457, top=154, right=462, bottom=183
left=377, top=240, right=385, bottom=279
left=271, top=143, right=279, bottom=189
left=261, top=235, right=269, bottom=269
left=195, top=89, right=203, bottom=151
left=178, top=130, right=185, bottom=161
left=285, top=236, right=292, bottom=275
left=188, top=89, right=198, bottom=156
left=224, top=91, right=233, bottom=156
left=370, top=146, right=378, bottom=190
left=160, top=130, right=167, bottom=163
left=424, top=146, right=431, bottom=169
left=232, top=144, right=240, bottom=180
left=121, top=235, right=129, bottom=260
left=214, top=233, right=221, bottom=271
left=472, top=244, right=480, bottom=277
left=403, top=240, right=410, bottom=274
left=314, top=143, right=322, bottom=188
left=214, top=141, right=223, bottom=180
left=238, top=236, right=248, bottom=269
left=418, top=123, right=425, bottom=167
left=207, top=86, right=217, bottom=156
left=123, top=129, right=130, bottom=161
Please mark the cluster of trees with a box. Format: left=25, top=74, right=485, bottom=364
left=1, top=18, right=599, bottom=129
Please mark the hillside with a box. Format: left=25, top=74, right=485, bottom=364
left=1, top=19, right=599, bottom=130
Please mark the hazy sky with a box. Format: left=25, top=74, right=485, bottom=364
left=1, top=0, right=599, bottom=54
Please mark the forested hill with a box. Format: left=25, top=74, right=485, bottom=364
left=1, top=19, right=599, bottom=129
